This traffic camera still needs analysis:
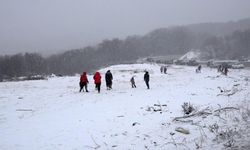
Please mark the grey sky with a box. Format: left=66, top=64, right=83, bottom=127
left=1, top=0, right=250, bottom=55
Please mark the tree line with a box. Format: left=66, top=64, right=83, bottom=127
left=1, top=19, right=250, bottom=80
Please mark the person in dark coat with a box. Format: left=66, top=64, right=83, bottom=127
left=196, top=65, right=201, bottom=73
left=164, top=66, right=167, bottom=74
left=144, top=71, right=150, bottom=89
left=105, top=70, right=113, bottom=90
left=93, top=72, right=101, bottom=93
left=130, top=76, right=136, bottom=88
left=224, top=66, right=229, bottom=76
left=79, top=72, right=89, bottom=92
left=198, top=65, right=201, bottom=72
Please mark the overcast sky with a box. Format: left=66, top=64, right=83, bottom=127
left=1, top=0, right=250, bottom=55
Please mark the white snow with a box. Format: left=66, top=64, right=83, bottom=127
left=179, top=50, right=201, bottom=61
left=0, top=63, right=250, bottom=150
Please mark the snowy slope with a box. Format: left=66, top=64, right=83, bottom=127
left=0, top=63, right=250, bottom=150
left=179, top=50, right=201, bottom=61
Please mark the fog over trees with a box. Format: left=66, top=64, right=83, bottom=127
left=0, top=18, right=250, bottom=79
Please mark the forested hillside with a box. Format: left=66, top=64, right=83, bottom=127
left=0, top=18, right=250, bottom=78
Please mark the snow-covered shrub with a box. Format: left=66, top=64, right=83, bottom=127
left=213, top=128, right=240, bottom=148
left=182, top=102, right=195, bottom=115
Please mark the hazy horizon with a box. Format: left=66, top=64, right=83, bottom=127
left=1, top=0, right=250, bottom=56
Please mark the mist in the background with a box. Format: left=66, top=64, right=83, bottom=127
left=1, top=0, right=250, bottom=55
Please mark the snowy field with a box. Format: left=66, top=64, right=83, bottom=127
left=0, top=63, right=250, bottom=150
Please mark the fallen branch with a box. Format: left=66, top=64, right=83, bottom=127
left=132, top=122, right=140, bottom=126
left=174, top=119, right=193, bottom=124
left=217, top=87, right=242, bottom=97
left=175, top=127, right=190, bottom=134
left=161, top=142, right=190, bottom=150
left=227, top=89, right=240, bottom=96
left=214, top=107, right=239, bottom=112
left=85, top=135, right=101, bottom=149
left=117, top=115, right=124, bottom=117
left=16, top=109, right=33, bottom=111
left=213, top=114, right=227, bottom=121
left=145, top=103, right=168, bottom=113
left=173, top=111, right=212, bottom=121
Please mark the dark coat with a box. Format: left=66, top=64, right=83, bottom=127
left=130, top=77, right=135, bottom=84
left=105, top=71, right=113, bottom=84
left=144, top=72, right=149, bottom=82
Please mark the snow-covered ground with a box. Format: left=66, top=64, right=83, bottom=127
left=0, top=63, right=250, bottom=150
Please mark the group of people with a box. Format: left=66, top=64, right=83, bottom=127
left=218, top=65, right=229, bottom=76
left=79, top=63, right=231, bottom=93
left=79, top=70, right=113, bottom=93
left=160, top=66, right=168, bottom=74
left=79, top=70, right=150, bottom=93
left=129, top=71, right=150, bottom=89
left=195, top=64, right=229, bottom=75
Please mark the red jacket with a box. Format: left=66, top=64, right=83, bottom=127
left=93, top=72, right=101, bottom=84
left=80, top=72, right=88, bottom=83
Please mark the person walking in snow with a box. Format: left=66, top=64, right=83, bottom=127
left=79, top=72, right=89, bottom=92
left=198, top=65, right=201, bottom=72
left=130, top=76, right=136, bottom=88
left=218, top=65, right=223, bottom=73
left=224, top=66, right=229, bottom=76
left=196, top=65, right=201, bottom=73
left=105, top=70, right=113, bottom=90
left=144, top=71, right=150, bottom=89
left=163, top=66, right=167, bottom=74
left=160, top=66, right=164, bottom=74
left=93, top=72, right=101, bottom=93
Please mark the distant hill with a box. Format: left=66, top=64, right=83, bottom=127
left=185, top=18, right=250, bottom=36
left=144, top=18, right=250, bottom=59
left=1, top=17, right=250, bottom=77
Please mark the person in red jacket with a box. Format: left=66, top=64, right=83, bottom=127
left=93, top=72, right=101, bottom=93
left=79, top=72, right=89, bottom=92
